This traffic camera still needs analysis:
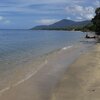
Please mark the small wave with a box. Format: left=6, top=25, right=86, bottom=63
left=62, top=46, right=73, bottom=50
left=0, top=60, right=48, bottom=95
left=13, top=59, right=48, bottom=87
left=0, top=87, right=10, bottom=95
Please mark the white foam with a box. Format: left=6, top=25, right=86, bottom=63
left=62, top=46, right=73, bottom=50
left=0, top=60, right=48, bottom=95
left=0, top=87, right=10, bottom=95
left=14, top=60, right=48, bottom=87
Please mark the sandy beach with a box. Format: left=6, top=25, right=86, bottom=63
left=0, top=45, right=86, bottom=100
left=52, top=43, right=100, bottom=100
left=0, top=1, right=99, bottom=100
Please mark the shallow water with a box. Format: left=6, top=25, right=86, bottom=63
left=0, top=30, right=92, bottom=94
left=0, top=30, right=83, bottom=71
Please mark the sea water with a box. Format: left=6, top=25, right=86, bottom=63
left=0, top=30, right=85, bottom=93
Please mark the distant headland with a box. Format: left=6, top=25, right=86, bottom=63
left=31, top=19, right=91, bottom=31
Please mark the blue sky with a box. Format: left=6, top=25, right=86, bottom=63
left=0, top=0, right=100, bottom=29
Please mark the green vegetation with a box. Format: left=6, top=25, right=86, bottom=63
left=32, top=25, right=89, bottom=31
left=82, top=23, right=95, bottom=32
left=79, top=7, right=100, bottom=33
left=32, top=19, right=91, bottom=31
left=32, top=7, right=100, bottom=33
left=92, top=7, right=100, bottom=35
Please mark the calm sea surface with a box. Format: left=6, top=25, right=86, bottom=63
left=1, top=30, right=94, bottom=93
left=0, top=30, right=84, bottom=73
left=0, top=30, right=83, bottom=57
left=0, top=29, right=96, bottom=95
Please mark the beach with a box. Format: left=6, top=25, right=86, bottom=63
left=0, top=30, right=97, bottom=100
left=0, top=43, right=91, bottom=100
left=52, top=43, right=100, bottom=100
left=0, top=1, right=99, bottom=100
left=0, top=30, right=84, bottom=93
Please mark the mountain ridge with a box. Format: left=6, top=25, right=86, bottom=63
left=32, top=19, right=91, bottom=30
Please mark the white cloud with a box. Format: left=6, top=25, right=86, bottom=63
left=36, top=19, right=58, bottom=25
left=4, top=20, right=11, bottom=24
left=66, top=17, right=71, bottom=20
left=0, top=0, right=85, bottom=13
left=0, top=16, right=4, bottom=20
left=76, top=16, right=83, bottom=21
left=5, top=0, right=84, bottom=4
left=65, top=5, right=95, bottom=20
left=94, top=0, right=100, bottom=7
left=0, top=16, right=11, bottom=24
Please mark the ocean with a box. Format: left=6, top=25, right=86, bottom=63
left=0, top=30, right=86, bottom=94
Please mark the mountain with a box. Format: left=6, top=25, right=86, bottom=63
left=32, top=19, right=91, bottom=30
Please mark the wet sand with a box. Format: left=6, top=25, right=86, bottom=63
left=0, top=44, right=87, bottom=100
left=52, top=44, right=100, bottom=100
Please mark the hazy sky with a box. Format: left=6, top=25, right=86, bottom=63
left=0, top=0, right=100, bottom=29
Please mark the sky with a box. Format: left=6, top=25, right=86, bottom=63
left=0, top=0, right=100, bottom=29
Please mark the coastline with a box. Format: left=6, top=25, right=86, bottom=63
left=0, top=43, right=90, bottom=100
left=52, top=43, right=100, bottom=100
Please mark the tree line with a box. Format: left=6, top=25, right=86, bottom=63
left=92, top=7, right=100, bottom=35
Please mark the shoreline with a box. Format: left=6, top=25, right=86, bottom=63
left=0, top=43, right=90, bottom=100
left=52, top=43, right=100, bottom=100
left=0, top=44, right=75, bottom=88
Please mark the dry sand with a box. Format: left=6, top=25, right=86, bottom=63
left=0, top=43, right=99, bottom=100
left=52, top=43, right=100, bottom=100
